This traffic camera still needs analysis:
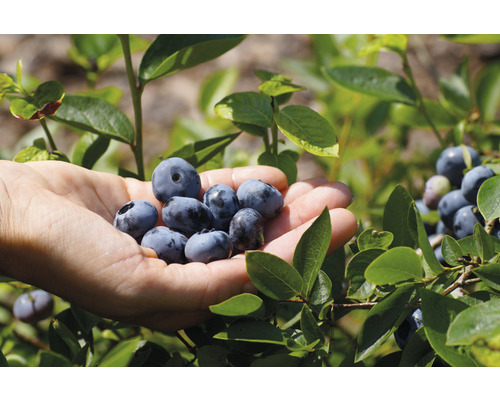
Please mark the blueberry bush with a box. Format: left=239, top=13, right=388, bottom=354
left=1, top=34, right=500, bottom=367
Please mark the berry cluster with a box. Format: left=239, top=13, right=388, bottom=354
left=417, top=145, right=496, bottom=263
left=113, top=158, right=284, bottom=264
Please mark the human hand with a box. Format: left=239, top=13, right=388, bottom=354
left=0, top=160, right=357, bottom=331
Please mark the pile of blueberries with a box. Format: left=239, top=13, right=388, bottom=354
left=113, top=157, right=284, bottom=264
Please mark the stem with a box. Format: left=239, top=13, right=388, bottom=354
left=39, top=118, right=57, bottom=152
left=118, top=34, right=145, bottom=181
left=402, top=54, right=446, bottom=148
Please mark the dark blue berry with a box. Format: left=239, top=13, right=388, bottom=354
left=202, top=184, right=240, bottom=232
left=394, top=308, right=423, bottom=350
left=435, top=145, right=481, bottom=187
left=229, top=208, right=265, bottom=252
left=162, top=196, right=214, bottom=237
left=236, top=179, right=283, bottom=219
left=185, top=230, right=232, bottom=263
left=453, top=205, right=484, bottom=239
left=437, top=189, right=471, bottom=230
left=113, top=200, right=158, bottom=242
left=141, top=226, right=188, bottom=264
left=461, top=165, right=495, bottom=204
left=152, top=157, right=201, bottom=203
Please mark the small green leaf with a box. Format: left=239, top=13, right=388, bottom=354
left=357, top=228, right=394, bottom=251
left=98, top=337, right=142, bottom=367
left=10, top=81, right=66, bottom=120
left=439, top=58, right=471, bottom=115
left=398, top=327, right=433, bottom=367
left=293, top=206, right=332, bottom=297
left=51, top=94, right=134, bottom=144
left=246, top=251, right=303, bottom=301
left=209, top=293, right=264, bottom=318
left=258, top=150, right=298, bottom=185
left=72, top=133, right=110, bottom=169
left=441, top=235, right=463, bottom=266
left=345, top=248, right=384, bottom=300
left=258, top=80, right=306, bottom=97
left=300, top=305, right=325, bottom=346
left=390, top=100, right=458, bottom=129
left=14, top=138, right=70, bottom=163
left=309, top=270, right=332, bottom=305
left=275, top=105, right=338, bottom=157
left=358, top=34, right=408, bottom=58
left=365, top=247, right=423, bottom=285
left=213, top=320, right=289, bottom=345
left=215, top=92, right=273, bottom=127
left=36, top=350, right=73, bottom=367
left=447, top=299, right=500, bottom=345
left=139, top=34, right=246, bottom=84
left=420, top=288, right=477, bottom=367
left=474, top=223, right=496, bottom=262
left=199, top=67, right=239, bottom=115
left=478, top=176, right=500, bottom=220
left=323, top=65, right=416, bottom=105
left=355, top=283, right=416, bottom=362
left=0, top=73, right=18, bottom=96
left=474, top=263, right=500, bottom=292
left=255, top=69, right=293, bottom=82
left=197, top=345, right=229, bottom=367
left=383, top=185, right=416, bottom=248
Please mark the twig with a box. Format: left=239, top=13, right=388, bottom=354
left=442, top=265, right=473, bottom=296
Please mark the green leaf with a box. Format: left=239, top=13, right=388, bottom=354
left=98, top=337, right=142, bottom=367
left=215, top=92, right=273, bottom=127
left=470, top=335, right=500, bottom=366
left=357, top=34, right=408, bottom=58
left=209, top=293, right=264, bottom=318
left=199, top=67, right=239, bottom=115
left=439, top=58, right=472, bottom=115
left=167, top=132, right=240, bottom=169
left=10, top=81, right=65, bottom=120
left=474, top=223, right=496, bottom=262
left=213, top=320, right=289, bottom=345
left=420, top=289, right=477, bottom=366
left=365, top=247, right=423, bottom=285
left=258, top=151, right=298, bottom=185
left=309, top=270, right=332, bottom=305
left=139, top=34, right=246, bottom=84
left=447, top=299, right=500, bottom=345
left=345, top=248, right=384, bottom=300
left=389, top=100, right=458, bottom=129
left=246, top=251, right=303, bottom=301
left=323, top=65, right=416, bottom=104
left=300, top=305, right=325, bottom=346
left=50, top=94, right=134, bottom=144
left=197, top=345, right=229, bottom=367
left=474, top=263, right=500, bottom=292
left=72, top=132, right=110, bottom=169
left=383, top=184, right=415, bottom=248
left=275, top=105, right=338, bottom=157
left=0, top=73, right=18, bottom=96
left=398, top=327, right=434, bottom=367
left=36, top=350, right=73, bottom=367
left=293, top=206, right=332, bottom=297
left=477, top=176, right=500, bottom=220
left=255, top=69, right=293, bottom=83
left=0, top=350, right=8, bottom=367
left=475, top=62, right=500, bottom=121
left=258, top=80, right=306, bottom=97
left=441, top=235, right=464, bottom=266
left=357, top=228, right=394, bottom=251
left=13, top=138, right=70, bottom=163
left=442, top=34, right=500, bottom=44
left=355, top=283, right=416, bottom=362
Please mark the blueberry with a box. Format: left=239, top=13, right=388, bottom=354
left=436, top=219, right=453, bottom=236
left=437, top=189, right=471, bottom=230
left=453, top=205, right=484, bottom=239
left=162, top=196, right=214, bottom=237
left=229, top=208, right=265, bottom=252
left=141, top=226, right=188, bottom=264
left=13, top=290, right=54, bottom=324
left=423, top=175, right=451, bottom=210
left=236, top=179, right=283, bottom=219
left=435, top=145, right=481, bottom=187
left=113, top=200, right=158, bottom=242
left=202, top=184, right=240, bottom=232
left=152, top=157, right=201, bottom=203
left=184, top=230, right=232, bottom=263
left=394, top=308, right=423, bottom=350
left=461, top=165, right=495, bottom=204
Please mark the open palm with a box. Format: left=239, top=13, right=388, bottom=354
left=0, top=160, right=357, bottom=332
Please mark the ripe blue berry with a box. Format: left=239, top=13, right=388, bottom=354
left=162, top=196, right=214, bottom=237
left=394, top=308, right=423, bottom=350
left=461, top=165, right=495, bottom=204
left=437, top=189, right=471, bottom=230
left=229, top=208, right=265, bottom=252
left=184, top=230, right=232, bottom=263
left=236, top=179, right=283, bottom=219
left=453, top=205, right=484, bottom=239
left=435, top=145, right=481, bottom=187
left=202, top=184, right=240, bottom=232
left=113, top=200, right=158, bottom=242
left=152, top=157, right=201, bottom=203
left=13, top=290, right=54, bottom=324
left=141, top=226, right=188, bottom=264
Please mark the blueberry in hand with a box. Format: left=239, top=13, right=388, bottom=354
left=461, top=165, right=495, bottom=204
left=423, top=175, right=451, bottom=210
left=152, top=157, right=201, bottom=203
left=184, top=230, right=232, bottom=263
left=141, top=226, right=188, bottom=264
left=453, top=204, right=484, bottom=239
left=13, top=289, right=54, bottom=324
left=114, top=200, right=158, bottom=242
left=437, top=189, right=471, bottom=230
left=236, top=179, right=283, bottom=219
left=162, top=196, right=214, bottom=237
left=435, top=145, right=481, bottom=187
left=202, top=184, right=240, bottom=232
left=394, top=308, right=423, bottom=350
left=229, top=208, right=265, bottom=252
